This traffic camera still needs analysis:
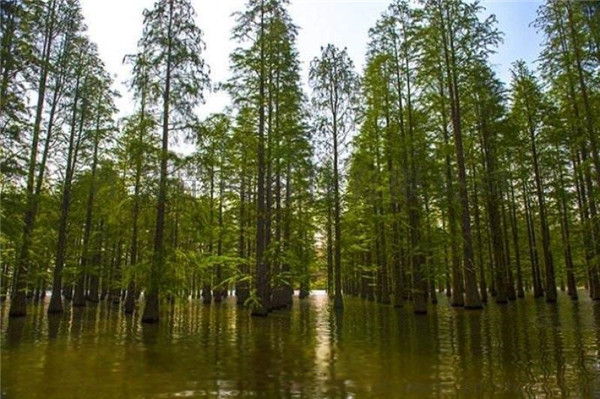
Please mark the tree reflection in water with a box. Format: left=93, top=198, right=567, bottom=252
left=2, top=291, right=600, bottom=398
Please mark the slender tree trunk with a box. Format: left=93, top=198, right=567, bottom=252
left=87, top=221, right=103, bottom=302
left=508, top=173, right=525, bottom=298
left=299, top=201, right=310, bottom=299
left=214, top=169, right=225, bottom=303
left=573, top=150, right=596, bottom=298
left=332, top=109, right=343, bottom=310
left=477, top=103, right=507, bottom=304
left=580, top=146, right=600, bottom=300
left=444, top=7, right=481, bottom=309
left=523, top=181, right=543, bottom=298
left=373, top=121, right=389, bottom=304
left=553, top=149, right=578, bottom=299
left=253, top=0, right=269, bottom=316
left=282, top=158, right=293, bottom=306
left=471, top=163, right=488, bottom=302
left=522, top=91, right=556, bottom=302
left=438, top=76, right=463, bottom=307
left=236, top=156, right=249, bottom=305
left=383, top=99, right=403, bottom=307
left=203, top=166, right=215, bottom=304
left=48, top=71, right=84, bottom=314
left=392, top=34, right=411, bottom=305
left=142, top=0, right=174, bottom=323
left=326, top=194, right=334, bottom=298
left=500, top=189, right=517, bottom=301
left=74, top=98, right=102, bottom=306
left=124, top=100, right=146, bottom=314
left=10, top=0, right=57, bottom=318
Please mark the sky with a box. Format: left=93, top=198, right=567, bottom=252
left=80, top=0, right=544, bottom=120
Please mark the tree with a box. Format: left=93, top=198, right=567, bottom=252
left=122, top=49, right=158, bottom=314
left=420, top=0, right=504, bottom=309
left=0, top=0, right=37, bottom=179
left=9, top=0, right=63, bottom=317
left=309, top=44, right=359, bottom=310
left=229, top=0, right=310, bottom=315
left=535, top=0, right=600, bottom=301
left=133, top=0, right=209, bottom=323
left=48, top=36, right=105, bottom=314
left=510, top=61, right=557, bottom=303
left=72, top=62, right=116, bottom=307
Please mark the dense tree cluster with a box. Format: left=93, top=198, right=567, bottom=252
left=342, top=0, right=600, bottom=314
left=1, top=0, right=598, bottom=322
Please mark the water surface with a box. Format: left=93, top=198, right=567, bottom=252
left=2, top=292, right=600, bottom=398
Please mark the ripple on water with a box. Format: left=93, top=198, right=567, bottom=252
left=1, top=291, right=600, bottom=398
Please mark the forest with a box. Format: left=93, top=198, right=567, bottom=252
left=1, top=0, right=600, bottom=397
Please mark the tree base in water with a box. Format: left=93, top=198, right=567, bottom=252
left=9, top=292, right=27, bottom=318
left=142, top=293, right=159, bottom=323
left=333, top=295, right=343, bottom=309
left=47, top=295, right=63, bottom=314
left=72, top=292, right=87, bottom=307
left=141, top=315, right=159, bottom=323
left=124, top=290, right=136, bottom=314
left=251, top=305, right=268, bottom=317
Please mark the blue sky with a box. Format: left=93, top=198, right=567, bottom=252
left=81, top=0, right=544, bottom=119
left=484, top=0, right=543, bottom=83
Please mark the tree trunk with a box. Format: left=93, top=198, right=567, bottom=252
left=332, top=108, right=343, bottom=310
left=523, top=91, right=556, bottom=302
left=471, top=162, right=488, bottom=302
left=445, top=7, right=481, bottom=309
left=10, top=0, right=57, bottom=318
left=142, top=0, right=174, bottom=323
left=523, top=181, right=543, bottom=298
left=124, top=99, right=147, bottom=314
left=74, top=98, right=102, bottom=307
left=236, top=157, right=249, bottom=305
left=252, top=0, right=269, bottom=316
left=48, top=71, right=83, bottom=315
left=508, top=173, right=525, bottom=298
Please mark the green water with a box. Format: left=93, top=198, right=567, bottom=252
left=2, top=292, right=599, bottom=398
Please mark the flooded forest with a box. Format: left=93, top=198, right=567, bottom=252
left=1, top=0, right=600, bottom=397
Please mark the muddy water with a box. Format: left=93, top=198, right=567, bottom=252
left=2, top=291, right=599, bottom=398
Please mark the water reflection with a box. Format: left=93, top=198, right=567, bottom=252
left=2, top=292, right=600, bottom=398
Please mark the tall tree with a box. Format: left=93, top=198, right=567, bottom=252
left=8, top=0, right=62, bottom=317
left=420, top=0, right=503, bottom=309
left=510, top=61, right=557, bottom=303
left=134, top=0, right=209, bottom=323
left=309, top=44, right=359, bottom=310
left=122, top=48, right=157, bottom=314
left=229, top=0, right=309, bottom=315
left=48, top=36, right=101, bottom=314
left=72, top=64, right=116, bottom=307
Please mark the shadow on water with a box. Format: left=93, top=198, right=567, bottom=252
left=5, top=317, right=25, bottom=347
left=1, top=291, right=600, bottom=398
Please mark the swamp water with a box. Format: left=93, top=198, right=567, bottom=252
left=2, top=291, right=600, bottom=398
